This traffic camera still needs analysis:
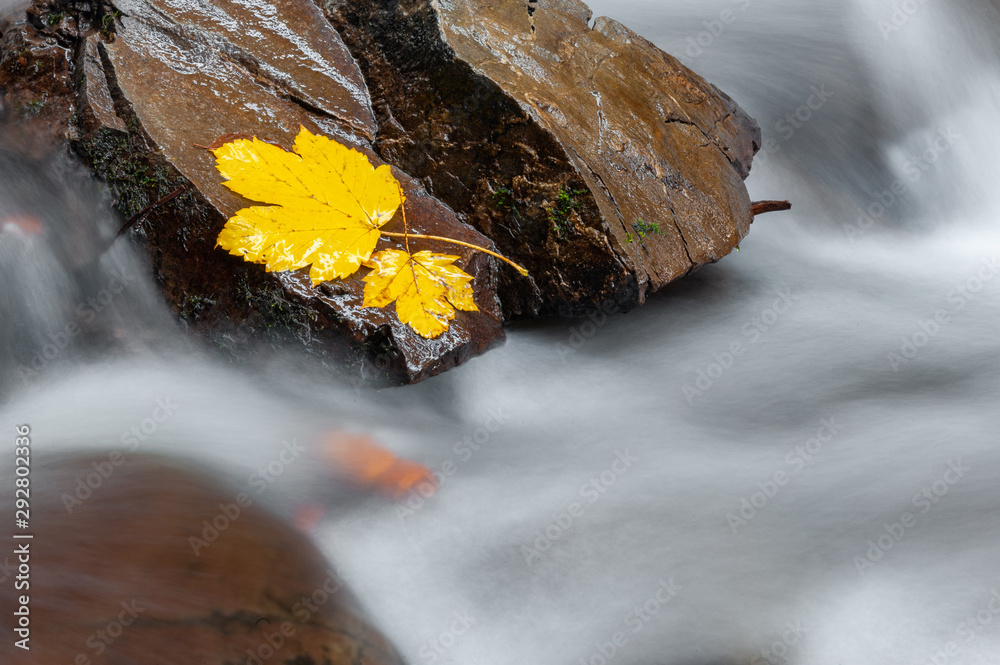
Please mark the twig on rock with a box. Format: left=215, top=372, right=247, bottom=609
left=751, top=200, right=792, bottom=217
left=116, top=185, right=186, bottom=238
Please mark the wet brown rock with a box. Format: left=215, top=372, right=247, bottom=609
left=77, top=34, right=125, bottom=135
left=1, top=0, right=506, bottom=384
left=72, top=0, right=504, bottom=383
left=1, top=0, right=765, bottom=380
left=0, top=1, right=76, bottom=148
left=324, top=0, right=761, bottom=317
left=0, top=455, right=403, bottom=664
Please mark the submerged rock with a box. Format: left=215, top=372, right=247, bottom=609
left=0, top=455, right=403, bottom=664
left=324, top=0, right=761, bottom=317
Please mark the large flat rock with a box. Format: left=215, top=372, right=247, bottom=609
left=325, top=0, right=761, bottom=316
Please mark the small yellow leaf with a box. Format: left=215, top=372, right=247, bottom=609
left=362, top=249, right=478, bottom=338
left=212, top=126, right=403, bottom=284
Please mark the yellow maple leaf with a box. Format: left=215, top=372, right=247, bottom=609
left=362, top=249, right=478, bottom=339
left=213, top=126, right=402, bottom=284
left=212, top=127, right=528, bottom=339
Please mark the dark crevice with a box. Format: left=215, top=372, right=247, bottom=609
left=712, top=111, right=733, bottom=132
left=279, top=90, right=373, bottom=141
left=565, top=145, right=633, bottom=253
left=665, top=112, right=737, bottom=174
left=654, top=167, right=695, bottom=270
left=661, top=195, right=695, bottom=268
left=669, top=214, right=694, bottom=267
left=568, top=146, right=623, bottom=225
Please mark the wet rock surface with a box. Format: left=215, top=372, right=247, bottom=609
left=0, top=0, right=762, bottom=379
left=100, top=0, right=508, bottom=383
left=325, top=0, right=760, bottom=317
left=0, top=455, right=404, bottom=664
left=1, top=0, right=505, bottom=384
left=0, top=0, right=75, bottom=149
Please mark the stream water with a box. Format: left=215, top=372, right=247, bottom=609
left=3, top=0, right=1000, bottom=664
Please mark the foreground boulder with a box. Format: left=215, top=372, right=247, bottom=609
left=324, top=0, right=761, bottom=316
left=0, top=455, right=403, bottom=664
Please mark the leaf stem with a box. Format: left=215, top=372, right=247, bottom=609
left=380, top=231, right=529, bottom=276
left=394, top=184, right=423, bottom=295
left=396, top=183, right=412, bottom=256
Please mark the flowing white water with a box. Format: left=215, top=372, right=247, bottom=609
left=3, top=1, right=1000, bottom=664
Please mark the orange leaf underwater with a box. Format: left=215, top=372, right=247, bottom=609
left=320, top=431, right=439, bottom=500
